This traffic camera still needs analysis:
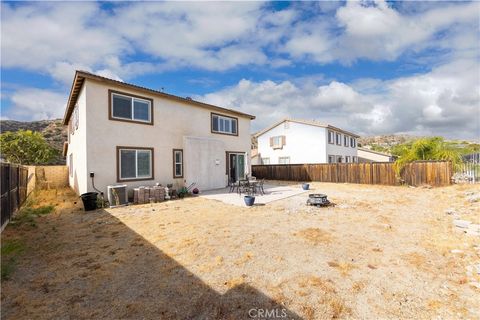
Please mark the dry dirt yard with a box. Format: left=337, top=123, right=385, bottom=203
left=1, top=182, right=479, bottom=320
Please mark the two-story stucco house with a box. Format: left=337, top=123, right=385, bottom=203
left=253, top=119, right=359, bottom=165
left=62, top=71, right=255, bottom=195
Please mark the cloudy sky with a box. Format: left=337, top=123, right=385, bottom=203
left=1, top=1, right=479, bottom=139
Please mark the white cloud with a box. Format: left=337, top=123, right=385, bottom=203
left=198, top=58, right=480, bottom=139
left=1, top=1, right=478, bottom=81
left=282, top=0, right=480, bottom=64
left=6, top=88, right=66, bottom=121
left=1, top=0, right=478, bottom=138
left=1, top=2, right=126, bottom=84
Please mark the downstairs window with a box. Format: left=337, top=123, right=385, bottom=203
left=117, top=147, right=153, bottom=181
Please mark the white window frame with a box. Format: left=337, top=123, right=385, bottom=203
left=336, top=155, right=343, bottom=163
left=272, top=136, right=283, bottom=149
left=278, top=156, right=290, bottom=164
left=353, top=156, right=358, bottom=163
left=69, top=153, right=73, bottom=177
left=350, top=137, right=356, bottom=148
left=345, top=156, right=351, bottom=163
left=211, top=113, right=238, bottom=135
left=261, top=157, right=270, bottom=164
left=336, top=133, right=342, bottom=145
left=74, top=106, right=79, bottom=130
left=344, top=135, right=349, bottom=147
left=111, top=92, right=152, bottom=123
left=328, top=130, right=335, bottom=144
left=328, top=155, right=335, bottom=163
left=118, top=148, right=153, bottom=181
left=173, top=149, right=183, bottom=178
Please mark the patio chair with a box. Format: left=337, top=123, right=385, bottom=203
left=256, top=179, right=265, bottom=195
left=237, top=179, right=250, bottom=195
left=228, top=178, right=237, bottom=193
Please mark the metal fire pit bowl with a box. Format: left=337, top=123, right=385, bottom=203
left=307, top=193, right=330, bottom=207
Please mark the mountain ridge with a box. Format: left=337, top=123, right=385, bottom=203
left=0, top=119, right=67, bottom=164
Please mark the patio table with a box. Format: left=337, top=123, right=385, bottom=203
left=237, top=179, right=259, bottom=196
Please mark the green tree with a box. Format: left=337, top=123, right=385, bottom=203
left=0, top=130, right=56, bottom=165
left=392, top=137, right=465, bottom=172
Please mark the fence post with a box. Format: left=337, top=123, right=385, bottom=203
left=16, top=166, right=20, bottom=209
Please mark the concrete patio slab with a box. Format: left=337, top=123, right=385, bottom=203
left=199, top=184, right=308, bottom=206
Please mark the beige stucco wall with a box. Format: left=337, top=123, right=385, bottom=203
left=26, top=166, right=36, bottom=195
left=67, top=84, right=88, bottom=194
left=69, top=79, right=252, bottom=195
left=35, top=166, right=69, bottom=188
left=25, top=165, right=69, bottom=192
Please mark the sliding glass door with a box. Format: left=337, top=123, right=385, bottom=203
left=228, top=153, right=246, bottom=182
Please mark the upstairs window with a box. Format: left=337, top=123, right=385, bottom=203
left=110, top=90, right=153, bottom=124
left=270, top=136, right=285, bottom=149
left=74, top=106, right=79, bottom=130
left=336, top=133, right=342, bottom=145
left=350, top=137, right=356, bottom=148
left=69, top=154, right=73, bottom=177
left=211, top=113, right=238, bottom=135
left=173, top=149, right=183, bottom=178
left=117, top=147, right=153, bottom=181
left=344, top=135, right=349, bottom=147
left=328, top=131, right=335, bottom=144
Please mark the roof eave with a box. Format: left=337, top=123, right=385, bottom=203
left=62, top=70, right=255, bottom=125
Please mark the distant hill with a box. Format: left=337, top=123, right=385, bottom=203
left=359, top=134, right=479, bottom=154
left=358, top=134, right=418, bottom=149
left=0, top=119, right=67, bottom=164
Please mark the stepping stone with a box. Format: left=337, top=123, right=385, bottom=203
left=469, top=224, right=480, bottom=232
left=453, top=220, right=471, bottom=228
left=466, top=230, right=480, bottom=237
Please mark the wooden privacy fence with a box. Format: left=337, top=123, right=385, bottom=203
left=252, top=161, right=452, bottom=187
left=1, top=162, right=29, bottom=229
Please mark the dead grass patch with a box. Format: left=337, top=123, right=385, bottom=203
left=402, top=252, right=428, bottom=271
left=298, top=276, right=336, bottom=293
left=293, top=276, right=350, bottom=319
left=234, top=252, right=254, bottom=266
left=223, top=276, right=245, bottom=289
left=327, top=261, right=357, bottom=277
left=351, top=281, right=366, bottom=293
left=295, top=228, right=333, bottom=245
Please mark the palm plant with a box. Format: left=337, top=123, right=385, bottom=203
left=393, top=137, right=465, bottom=173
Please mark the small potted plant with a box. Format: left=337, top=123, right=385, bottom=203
left=302, top=183, right=310, bottom=190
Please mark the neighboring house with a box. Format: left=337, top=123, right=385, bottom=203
left=62, top=71, right=255, bottom=195
left=254, top=119, right=359, bottom=165
left=357, top=147, right=395, bottom=162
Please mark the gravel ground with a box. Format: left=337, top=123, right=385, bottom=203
left=1, top=182, right=479, bottom=319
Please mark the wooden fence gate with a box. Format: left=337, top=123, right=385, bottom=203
left=1, top=163, right=29, bottom=229
left=252, top=161, right=452, bottom=187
